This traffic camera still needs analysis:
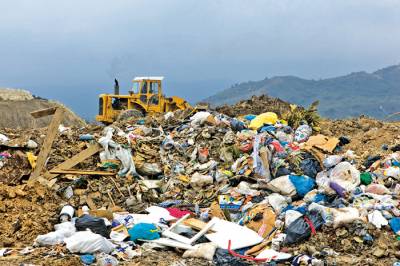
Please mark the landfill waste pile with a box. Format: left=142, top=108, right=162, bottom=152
left=1, top=100, right=400, bottom=265
left=216, top=95, right=295, bottom=118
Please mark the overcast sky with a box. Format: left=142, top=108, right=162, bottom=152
left=0, top=0, right=399, bottom=119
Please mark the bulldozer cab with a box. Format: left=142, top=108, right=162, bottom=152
left=130, top=77, right=163, bottom=112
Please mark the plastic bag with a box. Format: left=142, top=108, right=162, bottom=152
left=266, top=175, right=296, bottom=196
left=284, top=211, right=324, bottom=245
left=365, top=184, right=391, bottom=195
left=368, top=210, right=388, bottom=229
left=389, top=217, right=400, bottom=234
left=323, top=155, right=343, bottom=168
left=115, top=145, right=138, bottom=177
left=128, top=223, right=160, bottom=242
left=65, top=231, right=115, bottom=254
left=267, top=193, right=289, bottom=214
left=315, top=171, right=335, bottom=195
left=288, top=175, right=315, bottom=197
left=183, top=243, right=217, bottom=261
left=329, top=162, right=360, bottom=192
left=300, top=157, right=321, bottom=178
left=213, top=248, right=252, bottom=266
left=249, top=112, right=278, bottom=130
left=0, top=133, right=8, bottom=144
left=75, top=214, right=110, bottom=238
left=285, top=210, right=303, bottom=228
left=96, top=253, right=119, bottom=266
left=331, top=207, right=360, bottom=228
left=294, top=124, right=312, bottom=143
left=190, top=111, right=211, bottom=127
left=98, top=127, right=138, bottom=177
left=35, top=222, right=76, bottom=246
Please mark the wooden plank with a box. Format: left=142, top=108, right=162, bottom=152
left=28, top=108, right=64, bottom=185
left=43, top=144, right=102, bottom=179
left=30, top=107, right=57, bottom=118
left=49, top=169, right=116, bottom=176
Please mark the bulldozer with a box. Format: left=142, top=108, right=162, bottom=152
left=96, top=77, right=193, bottom=123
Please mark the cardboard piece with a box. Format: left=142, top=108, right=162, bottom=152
left=245, top=204, right=276, bottom=238
left=303, top=134, right=339, bottom=153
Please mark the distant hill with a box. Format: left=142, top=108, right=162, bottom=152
left=0, top=88, right=86, bottom=129
left=204, top=64, right=400, bottom=119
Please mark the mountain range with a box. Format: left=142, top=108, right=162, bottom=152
left=204, top=64, right=400, bottom=119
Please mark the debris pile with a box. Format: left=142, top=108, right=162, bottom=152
left=1, top=102, right=400, bottom=265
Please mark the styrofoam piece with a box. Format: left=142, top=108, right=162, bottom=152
left=146, top=238, right=195, bottom=250
left=205, top=218, right=263, bottom=250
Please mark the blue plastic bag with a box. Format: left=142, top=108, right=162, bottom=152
left=80, top=254, right=95, bottom=265
left=389, top=218, right=400, bottom=234
left=244, top=114, right=256, bottom=121
left=128, top=223, right=160, bottom=242
left=289, top=175, right=316, bottom=197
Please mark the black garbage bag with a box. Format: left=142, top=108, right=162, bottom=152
left=363, top=155, right=381, bottom=169
left=338, top=136, right=351, bottom=146
left=299, top=153, right=322, bottom=178
left=75, top=214, right=111, bottom=238
left=274, top=166, right=291, bottom=178
left=284, top=210, right=324, bottom=245
left=213, top=248, right=251, bottom=266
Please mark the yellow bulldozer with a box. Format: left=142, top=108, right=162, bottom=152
left=96, top=77, right=194, bottom=123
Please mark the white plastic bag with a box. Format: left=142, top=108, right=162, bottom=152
left=267, top=193, right=289, bottom=214
left=0, top=133, right=8, bottom=144
left=35, top=222, right=76, bottom=246
left=182, top=243, right=217, bottom=261
left=285, top=210, right=303, bottom=228
left=323, top=155, right=343, bottom=168
left=190, top=112, right=211, bottom=127
left=330, top=162, right=360, bottom=192
left=98, top=127, right=139, bottom=177
left=266, top=175, right=296, bottom=196
left=315, top=171, right=335, bottom=195
left=368, top=210, right=388, bottom=229
left=64, top=231, right=115, bottom=254
left=331, top=207, right=360, bottom=228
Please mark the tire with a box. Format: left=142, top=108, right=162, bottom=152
left=117, top=109, right=144, bottom=121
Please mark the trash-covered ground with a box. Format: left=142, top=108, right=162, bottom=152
left=1, top=98, right=400, bottom=265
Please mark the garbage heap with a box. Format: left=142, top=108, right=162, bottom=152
left=1, top=106, right=400, bottom=265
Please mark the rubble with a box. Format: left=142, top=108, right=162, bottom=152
left=1, top=97, right=400, bottom=265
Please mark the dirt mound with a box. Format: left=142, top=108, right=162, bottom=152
left=0, top=183, right=61, bottom=247
left=321, top=116, right=400, bottom=165
left=215, top=94, right=296, bottom=117
left=0, top=89, right=85, bottom=129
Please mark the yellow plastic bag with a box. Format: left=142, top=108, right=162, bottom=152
left=26, top=152, right=37, bottom=169
left=249, top=112, right=278, bottom=130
